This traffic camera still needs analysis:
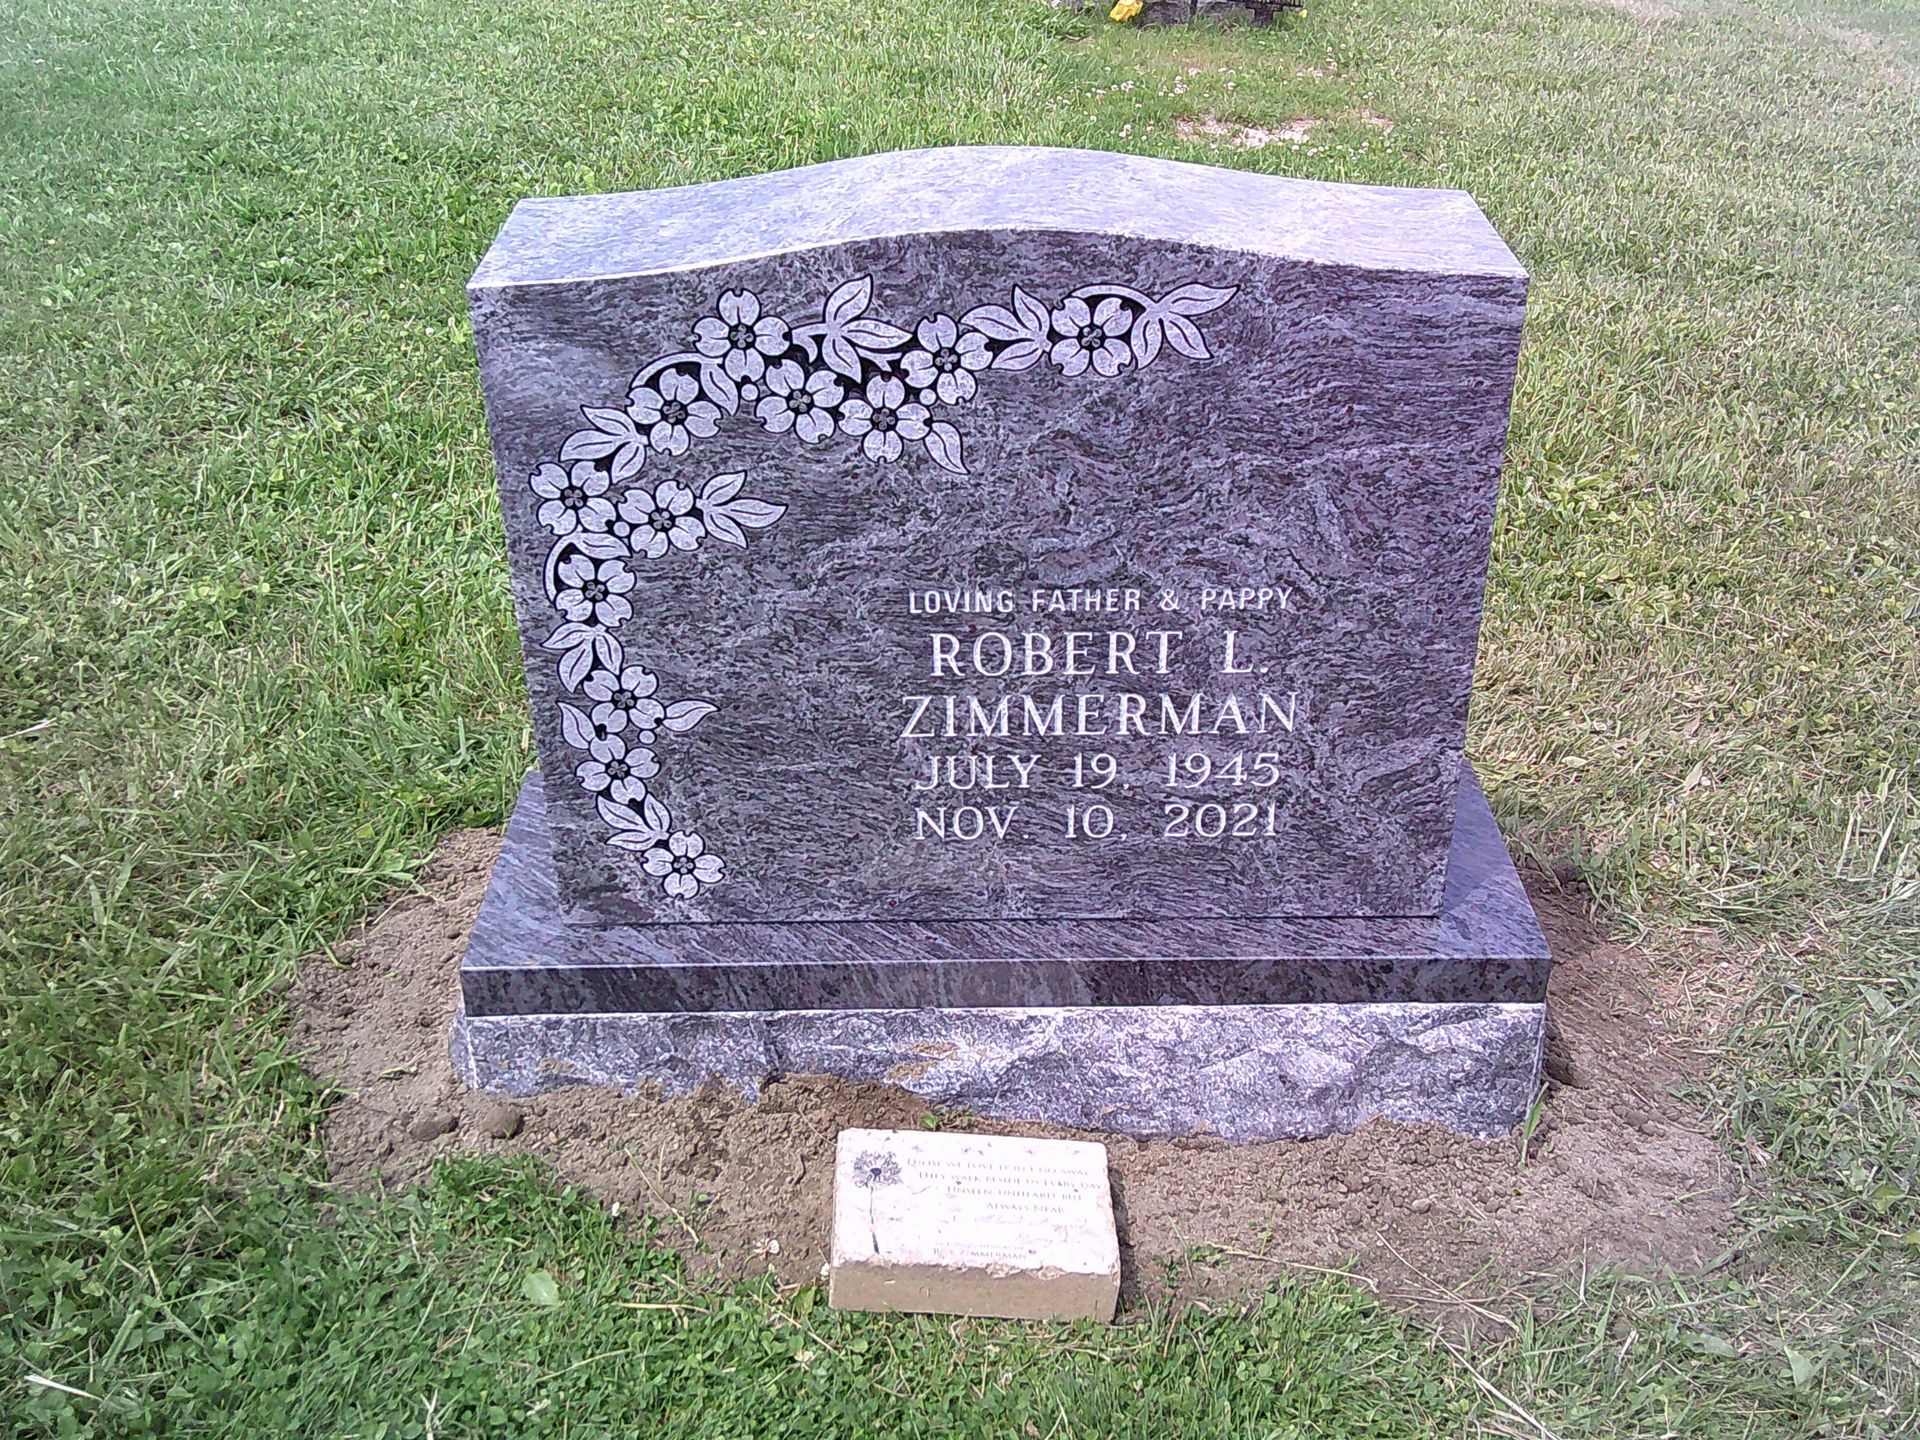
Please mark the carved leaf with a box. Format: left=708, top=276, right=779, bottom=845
left=698, top=362, right=739, bottom=415
left=1160, top=282, right=1237, bottom=317
left=599, top=794, right=669, bottom=846
left=988, top=339, right=1044, bottom=371
left=559, top=703, right=597, bottom=750
left=559, top=428, right=619, bottom=462
left=581, top=404, right=634, bottom=428
left=1013, top=286, right=1050, bottom=337
left=598, top=796, right=645, bottom=829
left=714, top=497, right=784, bottom=529
left=1131, top=314, right=1164, bottom=368
left=643, top=792, right=671, bottom=836
left=924, top=422, right=967, bottom=476
left=817, top=276, right=905, bottom=375
left=591, top=629, right=621, bottom=670
left=560, top=407, right=647, bottom=479
left=823, top=275, right=872, bottom=326
left=701, top=506, right=746, bottom=548
left=843, top=317, right=912, bottom=353
left=960, top=304, right=1026, bottom=342
left=557, top=640, right=595, bottom=690
left=663, top=699, right=717, bottom=733
left=820, top=333, right=862, bottom=380
left=543, top=622, right=599, bottom=652
left=963, top=286, right=1051, bottom=347
left=569, top=532, right=629, bottom=560
left=1161, top=313, right=1209, bottom=360
left=697, top=477, right=783, bottom=547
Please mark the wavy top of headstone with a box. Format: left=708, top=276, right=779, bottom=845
left=469, top=145, right=1527, bottom=291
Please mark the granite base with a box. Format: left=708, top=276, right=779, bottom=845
left=462, top=768, right=1551, bottom=1016
left=452, top=997, right=1545, bottom=1140
left=451, top=763, right=1549, bottom=1140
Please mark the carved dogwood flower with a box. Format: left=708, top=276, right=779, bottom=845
left=577, top=735, right=658, bottom=804
left=554, top=554, right=634, bottom=627
left=620, top=480, right=705, bottom=558
left=903, top=315, right=990, bottom=404
left=630, top=371, right=720, bottom=456
left=1049, top=295, right=1133, bottom=378
left=583, top=664, right=665, bottom=740
left=837, top=374, right=929, bottom=463
left=531, top=461, right=615, bottom=537
left=694, top=289, right=790, bottom=381
left=644, top=831, right=724, bottom=898
left=755, top=359, right=842, bottom=443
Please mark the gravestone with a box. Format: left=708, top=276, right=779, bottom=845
left=454, top=146, right=1549, bottom=1140
left=828, top=1128, right=1120, bottom=1322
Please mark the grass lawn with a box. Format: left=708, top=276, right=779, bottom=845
left=1, top=0, right=1916, bottom=1433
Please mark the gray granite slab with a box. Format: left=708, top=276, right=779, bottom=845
left=461, top=762, right=1549, bottom=1017
left=450, top=998, right=1547, bottom=1141
left=471, top=148, right=1526, bottom=289
left=469, top=147, right=1529, bottom=926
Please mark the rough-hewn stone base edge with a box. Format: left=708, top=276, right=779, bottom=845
left=450, top=1000, right=1545, bottom=1142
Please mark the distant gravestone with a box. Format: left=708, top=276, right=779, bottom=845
left=827, top=1128, right=1120, bottom=1322
left=454, top=147, right=1549, bottom=1140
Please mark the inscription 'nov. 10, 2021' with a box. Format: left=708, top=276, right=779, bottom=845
left=471, top=146, right=1529, bottom=928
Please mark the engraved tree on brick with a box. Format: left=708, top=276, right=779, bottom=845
left=531, top=272, right=1237, bottom=898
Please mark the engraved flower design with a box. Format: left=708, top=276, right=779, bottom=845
left=754, top=359, right=842, bottom=444
left=1049, top=295, right=1133, bottom=378
left=619, top=480, right=705, bottom=558
left=554, top=554, right=634, bottom=627
left=530, top=460, right=615, bottom=537
left=643, top=831, right=724, bottom=898
left=576, top=734, right=658, bottom=804
left=629, top=371, right=720, bottom=456
left=583, top=664, right=665, bottom=740
left=836, top=375, right=930, bottom=463
left=693, top=289, right=791, bottom=382
left=851, top=1151, right=901, bottom=1189
left=533, top=273, right=1237, bottom=868
left=902, top=315, right=990, bottom=405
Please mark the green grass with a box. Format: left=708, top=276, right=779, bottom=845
left=1, top=0, right=1916, bottom=1434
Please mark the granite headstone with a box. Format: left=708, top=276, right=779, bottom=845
left=454, top=146, right=1549, bottom=1140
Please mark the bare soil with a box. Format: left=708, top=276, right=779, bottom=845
left=1175, top=114, right=1318, bottom=149
left=290, top=828, right=1739, bottom=1323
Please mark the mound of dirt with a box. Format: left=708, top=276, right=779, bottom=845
left=289, top=828, right=1738, bottom=1322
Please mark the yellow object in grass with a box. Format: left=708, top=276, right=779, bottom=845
left=1109, top=0, right=1143, bottom=19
